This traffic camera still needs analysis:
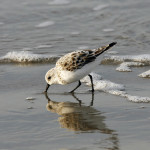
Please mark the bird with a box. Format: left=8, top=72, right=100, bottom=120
left=44, top=42, right=117, bottom=93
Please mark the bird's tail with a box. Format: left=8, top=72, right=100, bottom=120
left=95, top=42, right=117, bottom=56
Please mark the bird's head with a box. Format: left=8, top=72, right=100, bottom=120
left=45, top=68, right=57, bottom=85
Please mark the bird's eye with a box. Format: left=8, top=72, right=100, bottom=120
left=48, top=76, right=51, bottom=80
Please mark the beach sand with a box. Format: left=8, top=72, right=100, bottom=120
left=0, top=0, right=150, bottom=149
left=0, top=64, right=150, bottom=150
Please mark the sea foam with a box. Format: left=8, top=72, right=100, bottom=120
left=78, top=46, right=89, bottom=50
left=81, top=72, right=125, bottom=92
left=93, top=4, right=109, bottom=11
left=116, top=62, right=145, bottom=72
left=138, top=70, right=150, bottom=78
left=36, top=21, right=55, bottom=28
left=103, top=28, right=114, bottom=32
left=0, top=51, right=59, bottom=63
left=48, top=0, right=70, bottom=5
left=82, top=72, right=150, bottom=103
left=102, top=54, right=150, bottom=65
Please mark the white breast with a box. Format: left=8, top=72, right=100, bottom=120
left=59, top=56, right=102, bottom=84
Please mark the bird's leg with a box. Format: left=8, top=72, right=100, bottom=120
left=70, top=80, right=81, bottom=93
left=44, top=84, right=50, bottom=93
left=88, top=74, right=94, bottom=92
left=90, top=91, right=94, bottom=106
left=71, top=92, right=82, bottom=106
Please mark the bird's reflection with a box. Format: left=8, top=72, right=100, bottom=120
left=44, top=93, right=119, bottom=150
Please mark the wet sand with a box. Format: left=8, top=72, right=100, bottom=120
left=0, top=65, right=150, bottom=150
left=0, top=0, right=150, bottom=149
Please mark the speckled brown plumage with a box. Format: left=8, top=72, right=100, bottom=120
left=56, top=42, right=117, bottom=72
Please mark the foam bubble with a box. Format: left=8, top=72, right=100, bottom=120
left=116, top=62, right=145, bottom=72
left=36, top=21, right=55, bottom=28
left=126, top=95, right=150, bottom=103
left=81, top=72, right=125, bottom=92
left=108, top=90, right=127, bottom=96
left=138, top=70, right=150, bottom=78
left=102, top=54, right=150, bottom=64
left=94, top=80, right=125, bottom=91
left=103, top=28, right=114, bottom=32
left=26, top=97, right=36, bottom=100
left=82, top=72, right=150, bottom=103
left=78, top=46, right=89, bottom=50
left=107, top=51, right=118, bottom=54
left=108, top=90, right=150, bottom=103
left=34, top=45, right=53, bottom=49
left=0, top=51, right=59, bottom=63
left=93, top=4, right=109, bottom=11
left=48, top=0, right=70, bottom=5
left=81, top=72, right=102, bottom=82
left=70, top=31, right=80, bottom=36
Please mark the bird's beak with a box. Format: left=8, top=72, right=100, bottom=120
left=44, top=84, right=50, bottom=93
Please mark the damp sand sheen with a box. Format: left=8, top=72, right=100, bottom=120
left=0, top=0, right=150, bottom=149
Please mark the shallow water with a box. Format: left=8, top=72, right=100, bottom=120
left=0, top=0, right=150, bottom=149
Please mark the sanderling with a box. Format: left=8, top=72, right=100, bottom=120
left=44, top=42, right=117, bottom=93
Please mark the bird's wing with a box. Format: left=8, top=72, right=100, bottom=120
left=56, top=49, right=96, bottom=71
left=56, top=42, right=117, bottom=71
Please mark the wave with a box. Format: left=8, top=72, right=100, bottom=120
left=0, top=51, right=59, bottom=64
left=93, top=4, right=109, bottom=11
left=102, top=54, right=150, bottom=77
left=48, top=0, right=70, bottom=5
left=138, top=70, right=150, bottom=78
left=82, top=72, right=150, bottom=103
left=116, top=62, right=145, bottom=72
left=35, top=21, right=55, bottom=28
left=102, top=54, right=150, bottom=65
